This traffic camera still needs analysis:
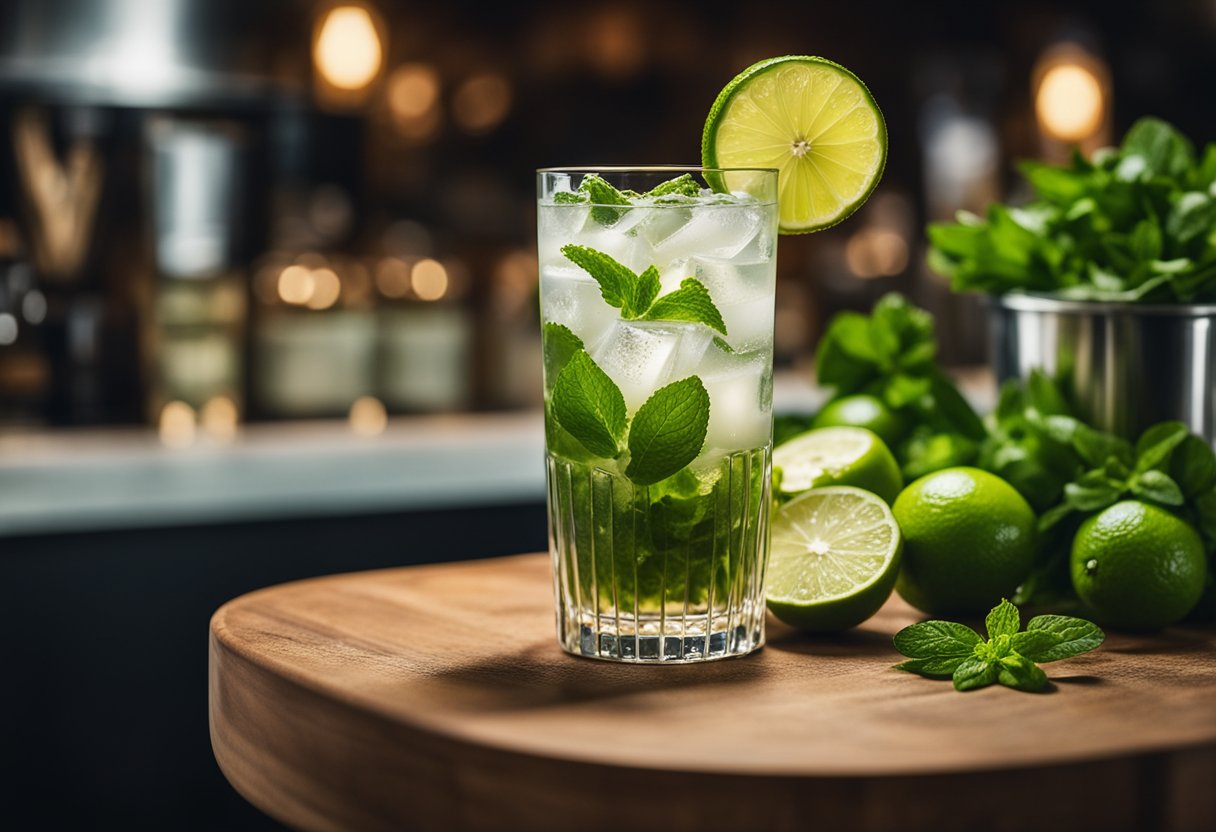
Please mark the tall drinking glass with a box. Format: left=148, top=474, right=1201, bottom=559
left=537, top=167, right=779, bottom=662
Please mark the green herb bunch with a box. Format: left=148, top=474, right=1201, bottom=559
left=893, top=599, right=1104, bottom=692
left=928, top=117, right=1216, bottom=303
left=794, top=293, right=986, bottom=479
left=984, top=373, right=1216, bottom=616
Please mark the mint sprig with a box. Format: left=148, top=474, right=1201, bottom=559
left=893, top=599, right=1104, bottom=693
left=577, top=173, right=632, bottom=225
left=625, top=377, right=710, bottom=485
left=549, top=348, right=710, bottom=486
left=560, top=244, right=728, bottom=335
left=551, top=351, right=626, bottom=459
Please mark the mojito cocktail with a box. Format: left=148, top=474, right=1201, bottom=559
left=538, top=167, right=779, bottom=662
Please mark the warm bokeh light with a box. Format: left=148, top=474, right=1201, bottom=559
left=586, top=8, right=646, bottom=79
left=388, top=64, right=440, bottom=119
left=376, top=257, right=412, bottom=298
left=1036, top=63, right=1104, bottom=142
left=306, top=267, right=342, bottom=310
left=845, top=228, right=910, bottom=278
left=277, top=265, right=316, bottom=305
left=411, top=258, right=448, bottom=301
left=314, top=6, right=383, bottom=91
left=200, top=395, right=239, bottom=442
left=349, top=395, right=387, bottom=436
left=494, top=249, right=538, bottom=315
left=159, top=400, right=196, bottom=448
left=452, top=74, right=512, bottom=134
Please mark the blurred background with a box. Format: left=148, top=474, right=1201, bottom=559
left=1, top=0, right=1214, bottom=828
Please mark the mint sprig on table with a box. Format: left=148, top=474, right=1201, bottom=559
left=893, top=599, right=1104, bottom=693
left=562, top=244, right=728, bottom=335
left=927, top=117, right=1216, bottom=303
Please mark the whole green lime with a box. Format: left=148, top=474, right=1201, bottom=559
left=893, top=467, right=1037, bottom=616
left=1071, top=500, right=1206, bottom=631
left=812, top=394, right=910, bottom=448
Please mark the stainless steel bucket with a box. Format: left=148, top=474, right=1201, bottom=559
left=989, top=293, right=1216, bottom=443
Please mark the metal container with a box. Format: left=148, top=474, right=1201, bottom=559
left=990, top=293, right=1216, bottom=443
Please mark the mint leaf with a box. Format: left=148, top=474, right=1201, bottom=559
left=892, top=620, right=982, bottom=658
left=641, top=278, right=727, bottom=335
left=985, top=599, right=1020, bottom=639
left=633, top=265, right=661, bottom=317
left=644, top=173, right=701, bottom=199
left=1172, top=435, right=1216, bottom=498
left=1009, top=629, right=1061, bottom=659
left=1135, top=421, right=1190, bottom=472
left=816, top=312, right=880, bottom=389
left=712, top=336, right=735, bottom=355
left=894, top=656, right=967, bottom=677
left=997, top=653, right=1050, bottom=692
left=542, top=323, right=584, bottom=382
left=1073, top=424, right=1133, bottom=468
left=1122, top=116, right=1194, bottom=178
left=624, top=376, right=710, bottom=486
left=952, top=656, right=999, bottom=691
left=1023, top=615, right=1105, bottom=662
left=551, top=351, right=626, bottom=459
left=561, top=244, right=636, bottom=312
left=552, top=190, right=588, bottom=204
left=578, top=173, right=632, bottom=225
left=1131, top=470, right=1185, bottom=506
left=1063, top=472, right=1123, bottom=512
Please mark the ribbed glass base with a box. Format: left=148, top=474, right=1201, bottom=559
left=547, top=447, right=771, bottom=663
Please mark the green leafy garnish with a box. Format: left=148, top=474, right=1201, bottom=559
left=641, top=278, right=728, bottom=335
left=560, top=244, right=727, bottom=334
left=928, top=117, right=1216, bottom=303
left=552, top=190, right=588, bottom=205
left=551, top=350, right=627, bottom=459
left=577, top=173, right=632, bottom=225
left=542, top=323, right=584, bottom=381
left=547, top=347, right=712, bottom=487
left=625, top=376, right=711, bottom=485
left=893, top=599, right=1104, bottom=692
left=644, top=173, right=702, bottom=199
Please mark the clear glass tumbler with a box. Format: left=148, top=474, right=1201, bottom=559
left=537, top=167, right=779, bottom=662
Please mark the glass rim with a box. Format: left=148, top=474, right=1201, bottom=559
left=537, top=165, right=779, bottom=175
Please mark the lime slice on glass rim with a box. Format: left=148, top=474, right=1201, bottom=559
left=702, top=55, right=887, bottom=233
left=766, top=486, right=903, bottom=632
left=773, top=426, right=903, bottom=505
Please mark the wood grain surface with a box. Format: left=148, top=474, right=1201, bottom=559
left=210, top=553, right=1216, bottom=832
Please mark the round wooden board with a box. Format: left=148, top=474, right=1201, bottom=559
left=210, top=553, right=1216, bottom=832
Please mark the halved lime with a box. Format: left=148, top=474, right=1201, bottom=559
left=766, top=486, right=903, bottom=631
left=703, top=56, right=887, bottom=234
left=773, top=426, right=903, bottom=504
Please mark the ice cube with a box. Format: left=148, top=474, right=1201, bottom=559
left=653, top=204, right=762, bottom=262
left=697, top=348, right=772, bottom=453
left=576, top=222, right=651, bottom=274
left=537, top=206, right=590, bottom=266
left=592, top=321, right=711, bottom=412
left=540, top=266, right=616, bottom=349
left=692, top=257, right=776, bottom=350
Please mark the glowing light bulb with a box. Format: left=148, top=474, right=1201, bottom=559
left=1036, top=63, right=1104, bottom=142
left=314, top=6, right=383, bottom=91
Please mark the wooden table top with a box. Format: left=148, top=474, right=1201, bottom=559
left=210, top=553, right=1216, bottom=832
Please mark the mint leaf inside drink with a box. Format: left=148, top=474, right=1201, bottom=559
left=561, top=244, right=637, bottom=313
left=578, top=173, right=632, bottom=225
left=542, top=323, right=584, bottom=381
left=625, top=376, right=710, bottom=486
left=644, top=173, right=701, bottom=199
left=551, top=350, right=627, bottom=459
left=641, top=278, right=728, bottom=335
